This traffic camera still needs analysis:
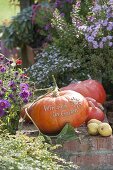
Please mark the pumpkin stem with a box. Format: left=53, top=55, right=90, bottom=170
left=52, top=75, right=59, bottom=97
left=35, top=87, right=53, bottom=92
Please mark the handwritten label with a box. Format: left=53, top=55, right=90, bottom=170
left=52, top=108, right=79, bottom=117
left=44, top=104, right=67, bottom=111
left=43, top=96, right=83, bottom=117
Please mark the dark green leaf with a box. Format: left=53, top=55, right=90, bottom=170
left=55, top=123, right=79, bottom=144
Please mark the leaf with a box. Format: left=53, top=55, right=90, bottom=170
left=40, top=132, right=52, bottom=144
left=55, top=123, right=79, bottom=144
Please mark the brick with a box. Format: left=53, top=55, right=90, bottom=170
left=60, top=117, right=113, bottom=169
left=63, top=129, right=113, bottom=153
left=70, top=152, right=113, bottom=168
left=63, top=138, right=90, bottom=153
left=90, top=136, right=113, bottom=151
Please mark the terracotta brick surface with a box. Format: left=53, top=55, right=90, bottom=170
left=70, top=153, right=113, bottom=169
left=60, top=116, right=113, bottom=170
left=63, top=136, right=113, bottom=153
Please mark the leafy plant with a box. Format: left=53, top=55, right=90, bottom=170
left=0, top=54, right=35, bottom=134
left=2, top=2, right=54, bottom=50
left=27, top=45, right=84, bottom=88
left=2, top=7, right=33, bottom=49
left=0, top=133, right=77, bottom=170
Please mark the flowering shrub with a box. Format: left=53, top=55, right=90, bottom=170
left=54, top=0, right=76, bottom=23
left=84, top=0, right=113, bottom=49
left=54, top=0, right=94, bottom=23
left=31, top=3, right=54, bottom=44
left=0, top=54, right=35, bottom=134
left=27, top=45, right=87, bottom=88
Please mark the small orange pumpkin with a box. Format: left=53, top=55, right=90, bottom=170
left=29, top=90, right=89, bottom=134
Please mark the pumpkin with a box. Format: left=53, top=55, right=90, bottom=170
left=61, top=80, right=106, bottom=104
left=20, top=102, right=32, bottom=122
left=86, top=101, right=105, bottom=123
left=28, top=90, right=89, bottom=134
left=86, top=97, right=104, bottom=110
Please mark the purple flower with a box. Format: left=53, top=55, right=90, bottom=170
left=92, top=4, right=101, bottom=12
left=102, top=20, right=108, bottom=26
left=109, top=42, right=113, bottom=47
left=107, top=25, right=113, bottom=31
left=44, top=24, right=51, bottom=31
left=55, top=0, right=61, bottom=8
left=0, top=67, right=6, bottom=73
left=107, top=35, right=112, bottom=40
left=14, top=71, right=19, bottom=76
left=102, top=37, right=107, bottom=42
left=9, top=60, right=13, bottom=64
left=0, top=99, right=11, bottom=109
left=8, top=94, right=14, bottom=100
left=99, top=42, right=104, bottom=48
left=76, top=1, right=81, bottom=8
left=93, top=41, right=98, bottom=49
left=0, top=56, right=4, bottom=61
left=8, top=81, right=15, bottom=87
left=60, top=13, right=65, bottom=17
left=23, top=98, right=29, bottom=103
left=65, top=0, right=73, bottom=3
left=0, top=92, right=5, bottom=98
left=0, top=109, right=6, bottom=117
left=87, top=36, right=94, bottom=42
left=20, top=83, right=29, bottom=90
left=1, top=87, right=7, bottom=92
left=19, top=90, right=30, bottom=99
left=0, top=80, right=3, bottom=86
left=8, top=81, right=17, bottom=90
left=109, top=0, right=113, bottom=4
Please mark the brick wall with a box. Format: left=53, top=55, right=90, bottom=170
left=57, top=120, right=113, bottom=170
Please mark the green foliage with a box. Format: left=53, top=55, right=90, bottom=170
left=28, top=6, right=113, bottom=97
left=0, top=55, right=35, bottom=134
left=1, top=7, right=34, bottom=49
left=41, top=123, right=79, bottom=145
left=27, top=45, right=84, bottom=88
left=0, top=133, right=77, bottom=170
left=51, top=8, right=113, bottom=93
left=2, top=2, right=53, bottom=50
left=55, top=123, right=79, bottom=144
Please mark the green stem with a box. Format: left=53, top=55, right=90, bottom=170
left=52, top=75, right=58, bottom=89
left=35, top=87, right=53, bottom=92
left=52, top=75, right=59, bottom=97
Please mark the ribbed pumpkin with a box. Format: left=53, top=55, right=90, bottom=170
left=61, top=80, right=106, bottom=104
left=28, top=90, right=89, bottom=134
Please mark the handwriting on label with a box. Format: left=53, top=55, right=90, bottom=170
left=44, top=104, right=67, bottom=111
left=43, top=96, right=83, bottom=117
left=52, top=108, right=79, bottom=117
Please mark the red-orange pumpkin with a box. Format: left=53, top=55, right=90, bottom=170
left=61, top=80, right=106, bottom=104
left=29, top=90, right=89, bottom=134
left=86, top=105, right=105, bottom=123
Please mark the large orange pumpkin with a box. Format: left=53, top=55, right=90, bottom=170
left=61, top=80, right=106, bottom=104
left=28, top=90, right=89, bottom=134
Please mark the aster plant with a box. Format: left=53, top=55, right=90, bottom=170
left=0, top=54, right=35, bottom=134
left=84, top=0, right=113, bottom=49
